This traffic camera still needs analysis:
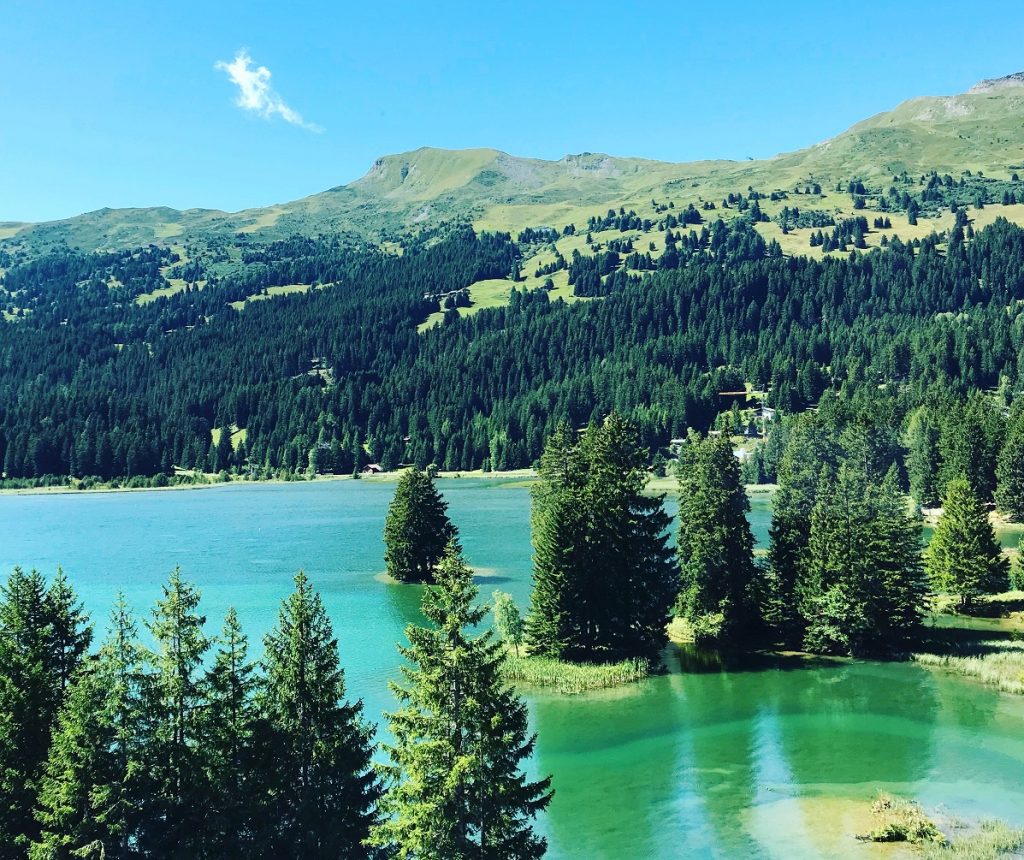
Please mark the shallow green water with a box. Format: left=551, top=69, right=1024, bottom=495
left=3, top=479, right=1023, bottom=859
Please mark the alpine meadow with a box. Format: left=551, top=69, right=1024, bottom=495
left=7, top=6, right=1024, bottom=856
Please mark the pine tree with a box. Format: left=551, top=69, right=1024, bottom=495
left=258, top=571, right=380, bottom=857
left=925, top=478, right=1009, bottom=608
left=996, top=407, right=1024, bottom=520
left=0, top=568, right=92, bottom=855
left=371, top=543, right=552, bottom=859
left=31, top=595, right=146, bottom=860
left=137, top=568, right=211, bottom=857
left=383, top=467, right=460, bottom=583
left=202, top=607, right=258, bottom=857
left=675, top=433, right=757, bottom=645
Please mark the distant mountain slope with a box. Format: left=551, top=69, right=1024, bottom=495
left=4, top=74, right=1024, bottom=255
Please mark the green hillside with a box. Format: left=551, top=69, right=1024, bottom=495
left=5, top=74, right=1024, bottom=258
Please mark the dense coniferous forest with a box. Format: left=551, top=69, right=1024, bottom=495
left=2, top=215, right=1024, bottom=482
left=0, top=564, right=550, bottom=858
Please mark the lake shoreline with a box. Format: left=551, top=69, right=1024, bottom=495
left=0, top=469, right=539, bottom=498
left=0, top=469, right=780, bottom=499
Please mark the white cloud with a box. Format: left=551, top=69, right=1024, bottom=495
left=215, top=50, right=321, bottom=132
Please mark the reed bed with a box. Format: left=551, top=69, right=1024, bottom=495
left=912, top=640, right=1024, bottom=695
left=500, top=654, right=651, bottom=695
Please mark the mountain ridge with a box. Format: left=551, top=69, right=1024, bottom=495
left=5, top=75, right=1024, bottom=255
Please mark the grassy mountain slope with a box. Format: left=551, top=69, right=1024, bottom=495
left=4, top=74, right=1024, bottom=257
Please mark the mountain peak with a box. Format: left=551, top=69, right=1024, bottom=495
left=968, top=72, right=1024, bottom=94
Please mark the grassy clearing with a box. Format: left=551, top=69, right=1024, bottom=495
left=500, top=653, right=651, bottom=695
left=210, top=425, right=248, bottom=451
left=229, top=283, right=314, bottom=311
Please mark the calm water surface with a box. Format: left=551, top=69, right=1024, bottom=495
left=2, top=479, right=1022, bottom=859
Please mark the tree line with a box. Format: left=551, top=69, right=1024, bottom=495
left=0, top=560, right=551, bottom=858
left=5, top=216, right=1024, bottom=483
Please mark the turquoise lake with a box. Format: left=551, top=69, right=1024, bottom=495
left=3, top=478, right=1023, bottom=859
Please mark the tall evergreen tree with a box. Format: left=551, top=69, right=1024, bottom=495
left=258, top=571, right=380, bottom=857
left=202, top=607, right=259, bottom=857
left=137, top=568, right=211, bottom=858
left=905, top=406, right=941, bottom=508
left=31, top=595, right=146, bottom=860
left=0, top=568, right=92, bottom=855
left=525, top=425, right=584, bottom=659
left=996, top=407, right=1024, bottom=520
left=801, top=465, right=923, bottom=655
left=372, top=542, right=552, bottom=859
left=675, top=433, right=757, bottom=645
left=925, top=478, right=1009, bottom=607
left=526, top=415, right=676, bottom=661
left=764, top=415, right=839, bottom=644
left=383, top=467, right=460, bottom=583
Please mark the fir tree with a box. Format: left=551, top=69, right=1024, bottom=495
left=996, top=407, right=1024, bottom=520
left=905, top=406, right=941, bottom=508
left=137, top=568, right=211, bottom=857
left=525, top=425, right=584, bottom=658
left=202, top=607, right=259, bottom=857
left=526, top=415, right=676, bottom=661
left=801, top=466, right=923, bottom=655
left=675, top=433, right=756, bottom=645
left=764, top=415, right=839, bottom=644
left=258, top=571, right=380, bottom=857
left=383, top=467, right=460, bottom=583
left=925, top=478, right=1009, bottom=608
left=0, top=568, right=92, bottom=854
left=372, top=543, right=552, bottom=859
left=31, top=595, right=146, bottom=860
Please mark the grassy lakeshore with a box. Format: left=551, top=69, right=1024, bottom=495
left=914, top=593, right=1024, bottom=694
left=0, top=468, right=539, bottom=497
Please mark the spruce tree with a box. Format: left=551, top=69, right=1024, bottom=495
left=675, top=433, right=756, bottom=645
left=525, top=425, right=584, bottom=658
left=383, top=467, right=460, bottom=583
left=0, top=568, right=92, bottom=855
left=258, top=571, right=380, bottom=857
left=526, top=415, right=676, bottom=661
left=137, top=568, right=211, bottom=857
left=996, top=407, right=1024, bottom=520
left=905, top=406, right=941, bottom=508
left=31, top=595, right=146, bottom=860
left=202, top=607, right=258, bottom=857
left=765, top=415, right=839, bottom=644
left=801, top=465, right=923, bottom=655
left=372, top=542, right=552, bottom=859
left=925, top=478, right=1009, bottom=608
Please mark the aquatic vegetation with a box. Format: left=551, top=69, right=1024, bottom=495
left=922, top=820, right=1024, bottom=859
left=861, top=793, right=944, bottom=844
left=500, top=653, right=651, bottom=695
left=913, top=641, right=1024, bottom=695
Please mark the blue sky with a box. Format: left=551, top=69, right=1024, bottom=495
left=2, top=0, right=1024, bottom=222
